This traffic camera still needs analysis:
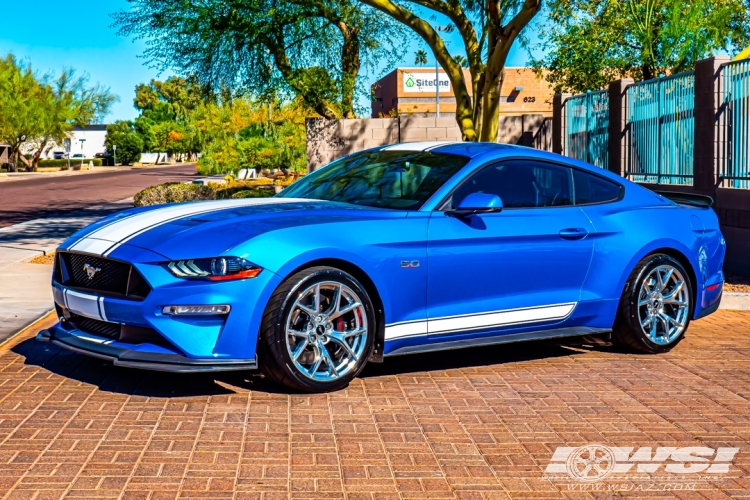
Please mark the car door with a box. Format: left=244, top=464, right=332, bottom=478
left=426, top=159, right=595, bottom=336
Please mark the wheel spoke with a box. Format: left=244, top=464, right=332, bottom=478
left=288, top=328, right=308, bottom=338
left=658, top=314, right=670, bottom=336
left=328, top=332, right=356, bottom=359
left=320, top=346, right=338, bottom=377
left=313, top=284, right=321, bottom=313
left=324, top=284, right=342, bottom=317
left=308, top=349, right=323, bottom=376
left=656, top=268, right=664, bottom=291
left=292, top=338, right=309, bottom=360
left=295, top=300, right=317, bottom=317
left=661, top=268, right=674, bottom=290
left=649, top=316, right=658, bottom=340
left=342, top=327, right=366, bottom=338
left=660, top=312, right=683, bottom=328
left=662, top=298, right=687, bottom=307
left=330, top=301, right=361, bottom=320
left=662, top=280, right=684, bottom=301
left=638, top=298, right=651, bottom=307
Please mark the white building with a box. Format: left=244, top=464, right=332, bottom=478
left=24, top=125, right=109, bottom=159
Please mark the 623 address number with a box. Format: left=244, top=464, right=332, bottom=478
left=523, top=96, right=536, bottom=103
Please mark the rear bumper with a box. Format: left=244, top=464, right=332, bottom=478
left=37, top=323, right=257, bottom=373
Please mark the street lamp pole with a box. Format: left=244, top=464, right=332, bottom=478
left=113, top=144, right=117, bottom=167
left=79, top=139, right=86, bottom=169
left=436, top=59, right=440, bottom=118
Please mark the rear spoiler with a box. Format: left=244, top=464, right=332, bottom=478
left=655, top=190, right=714, bottom=208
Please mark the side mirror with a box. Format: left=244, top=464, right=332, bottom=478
left=446, top=192, right=503, bottom=218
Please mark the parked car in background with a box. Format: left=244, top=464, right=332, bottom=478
left=94, top=152, right=106, bottom=159
left=39, top=142, right=725, bottom=393
left=69, top=154, right=85, bottom=160
left=53, top=151, right=67, bottom=159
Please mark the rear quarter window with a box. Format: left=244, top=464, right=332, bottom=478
left=573, top=169, right=623, bottom=205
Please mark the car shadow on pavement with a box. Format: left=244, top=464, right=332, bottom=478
left=12, top=335, right=613, bottom=397
left=361, top=338, right=600, bottom=378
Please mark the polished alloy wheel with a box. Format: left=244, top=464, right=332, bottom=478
left=637, top=265, right=689, bottom=345
left=285, top=281, right=368, bottom=382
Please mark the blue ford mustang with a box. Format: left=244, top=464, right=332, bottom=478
left=39, top=142, right=725, bottom=392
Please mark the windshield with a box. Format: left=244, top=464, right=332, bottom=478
left=277, top=150, right=470, bottom=210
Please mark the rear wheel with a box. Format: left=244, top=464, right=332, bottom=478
left=613, top=254, right=692, bottom=353
left=258, top=266, right=374, bottom=392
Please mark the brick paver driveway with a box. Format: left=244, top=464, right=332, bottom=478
left=1, top=311, right=749, bottom=499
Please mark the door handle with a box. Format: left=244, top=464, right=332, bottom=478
left=559, top=228, right=589, bottom=240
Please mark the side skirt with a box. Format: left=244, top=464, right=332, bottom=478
left=384, top=326, right=612, bottom=357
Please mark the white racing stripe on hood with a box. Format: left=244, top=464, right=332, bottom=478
left=69, top=198, right=308, bottom=256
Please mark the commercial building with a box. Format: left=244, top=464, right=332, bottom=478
left=371, top=67, right=554, bottom=118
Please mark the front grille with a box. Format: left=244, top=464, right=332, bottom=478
left=69, top=314, right=121, bottom=340
left=58, top=252, right=151, bottom=299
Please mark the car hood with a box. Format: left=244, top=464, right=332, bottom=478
left=63, top=198, right=405, bottom=260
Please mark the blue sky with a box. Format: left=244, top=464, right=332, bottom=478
left=1, top=0, right=534, bottom=121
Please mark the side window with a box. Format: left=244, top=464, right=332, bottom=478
left=451, top=160, right=573, bottom=209
left=573, top=169, right=622, bottom=205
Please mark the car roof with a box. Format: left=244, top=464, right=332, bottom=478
left=378, top=141, right=517, bottom=157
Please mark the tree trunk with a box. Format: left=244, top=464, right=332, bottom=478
left=339, top=25, right=360, bottom=119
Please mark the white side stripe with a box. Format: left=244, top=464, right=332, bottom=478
left=69, top=198, right=309, bottom=256
left=384, top=320, right=428, bottom=339
left=384, top=303, right=576, bottom=340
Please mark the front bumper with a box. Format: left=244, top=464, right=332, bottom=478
left=37, top=323, right=257, bottom=373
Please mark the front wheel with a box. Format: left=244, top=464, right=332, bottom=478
left=258, top=266, right=375, bottom=392
left=613, top=254, right=693, bottom=354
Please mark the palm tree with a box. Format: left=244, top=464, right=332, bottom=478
left=453, top=55, right=468, bottom=68
left=414, top=49, right=428, bottom=66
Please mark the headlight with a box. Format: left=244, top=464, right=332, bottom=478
left=166, top=257, right=262, bottom=281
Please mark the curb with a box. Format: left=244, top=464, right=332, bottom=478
left=719, top=292, right=750, bottom=311
left=0, top=310, right=56, bottom=354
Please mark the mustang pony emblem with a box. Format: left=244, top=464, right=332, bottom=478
left=83, top=263, right=101, bottom=280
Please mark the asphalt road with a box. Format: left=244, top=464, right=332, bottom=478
left=0, top=164, right=200, bottom=227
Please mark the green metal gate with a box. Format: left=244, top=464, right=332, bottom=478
left=564, top=90, right=609, bottom=169
left=625, top=71, right=695, bottom=185
left=719, top=59, right=750, bottom=189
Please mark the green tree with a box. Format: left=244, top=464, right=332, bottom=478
left=27, top=71, right=116, bottom=170
left=105, top=121, right=144, bottom=165
left=0, top=55, right=47, bottom=171
left=112, top=0, right=409, bottom=119
left=414, top=49, right=428, bottom=66
left=532, top=0, right=750, bottom=94
left=0, top=55, right=115, bottom=171
left=354, top=0, right=542, bottom=141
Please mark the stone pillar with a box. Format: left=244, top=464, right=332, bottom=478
left=552, top=94, right=571, bottom=154
left=607, top=78, right=634, bottom=177
left=694, top=56, right=730, bottom=194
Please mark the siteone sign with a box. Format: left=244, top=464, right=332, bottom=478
left=402, top=71, right=451, bottom=93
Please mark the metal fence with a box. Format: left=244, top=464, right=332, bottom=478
left=564, top=91, right=609, bottom=168
left=625, top=71, right=695, bottom=185
left=719, top=59, right=750, bottom=189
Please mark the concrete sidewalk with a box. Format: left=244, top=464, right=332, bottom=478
left=0, top=199, right=133, bottom=344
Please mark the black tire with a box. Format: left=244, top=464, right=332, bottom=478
left=258, top=266, right=375, bottom=392
left=613, top=254, right=693, bottom=354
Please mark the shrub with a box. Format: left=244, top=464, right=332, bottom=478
left=231, top=189, right=275, bottom=199
left=38, top=158, right=103, bottom=168
left=133, top=182, right=215, bottom=207
left=105, top=120, right=144, bottom=165
left=134, top=178, right=290, bottom=206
